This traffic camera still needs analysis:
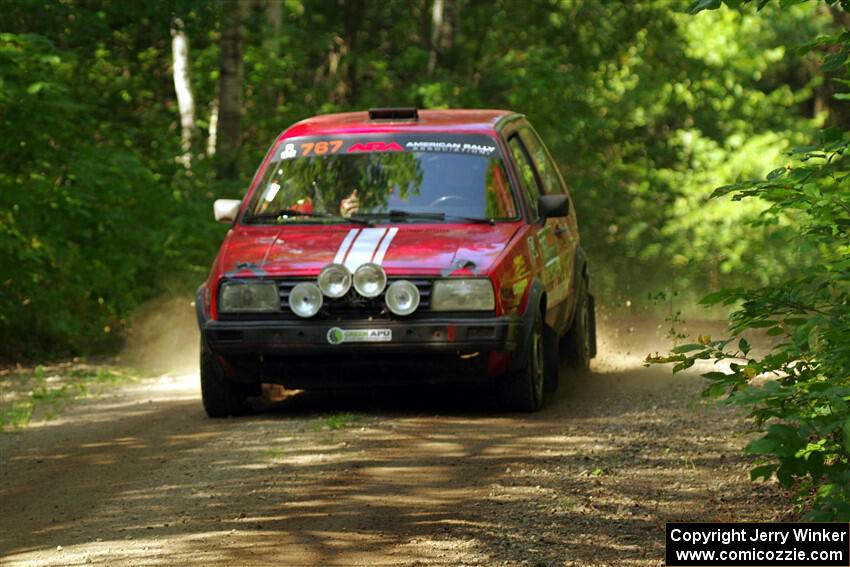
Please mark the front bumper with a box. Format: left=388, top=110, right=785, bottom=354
left=200, top=315, right=525, bottom=386
left=202, top=316, right=524, bottom=356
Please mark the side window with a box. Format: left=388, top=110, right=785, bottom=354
left=518, top=126, right=565, bottom=196
left=508, top=135, right=542, bottom=219
left=484, top=160, right=518, bottom=219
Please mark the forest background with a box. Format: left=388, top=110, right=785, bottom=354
left=0, top=0, right=843, bottom=359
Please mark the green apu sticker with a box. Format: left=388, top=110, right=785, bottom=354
left=326, top=327, right=392, bottom=345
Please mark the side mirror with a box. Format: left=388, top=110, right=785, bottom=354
left=538, top=194, right=569, bottom=221
left=214, top=199, right=241, bottom=223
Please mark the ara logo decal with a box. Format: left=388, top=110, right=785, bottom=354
left=280, top=143, right=297, bottom=160
left=327, top=327, right=392, bottom=344
left=346, top=142, right=404, bottom=153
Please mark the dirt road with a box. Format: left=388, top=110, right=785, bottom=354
left=0, top=321, right=783, bottom=566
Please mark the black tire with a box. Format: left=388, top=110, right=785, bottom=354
left=200, top=338, right=256, bottom=418
left=542, top=323, right=560, bottom=393
left=497, top=311, right=546, bottom=412
left=561, top=278, right=593, bottom=373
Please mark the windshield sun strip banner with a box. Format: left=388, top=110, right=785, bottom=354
left=275, top=133, right=500, bottom=161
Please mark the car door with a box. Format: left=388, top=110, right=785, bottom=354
left=504, top=130, right=566, bottom=329
left=517, top=123, right=577, bottom=332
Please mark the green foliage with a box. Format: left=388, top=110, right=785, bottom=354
left=653, top=0, right=850, bottom=519
left=312, top=412, right=359, bottom=432
left=0, top=0, right=844, bottom=358
left=0, top=364, right=138, bottom=431
left=0, top=29, right=226, bottom=359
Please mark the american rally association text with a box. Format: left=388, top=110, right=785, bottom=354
left=669, top=527, right=848, bottom=546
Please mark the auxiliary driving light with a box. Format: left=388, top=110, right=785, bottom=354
left=385, top=280, right=420, bottom=316
left=352, top=263, right=387, bottom=298
left=317, top=263, right=351, bottom=298
left=288, top=282, right=323, bottom=318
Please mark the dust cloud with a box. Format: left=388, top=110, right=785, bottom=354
left=115, top=293, right=733, bottom=382
left=120, top=295, right=200, bottom=374
left=591, top=308, right=731, bottom=374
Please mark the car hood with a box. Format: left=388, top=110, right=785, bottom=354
left=220, top=223, right=521, bottom=277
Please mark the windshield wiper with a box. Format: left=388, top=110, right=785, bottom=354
left=444, top=214, right=496, bottom=225
left=244, top=209, right=372, bottom=226
left=356, top=210, right=495, bottom=225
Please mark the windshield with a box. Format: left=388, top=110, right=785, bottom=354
left=243, top=133, right=518, bottom=224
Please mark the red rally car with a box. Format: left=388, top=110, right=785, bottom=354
left=196, top=108, right=596, bottom=417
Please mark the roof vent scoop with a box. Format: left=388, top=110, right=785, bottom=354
left=368, top=107, right=419, bottom=121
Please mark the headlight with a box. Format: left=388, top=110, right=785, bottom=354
left=353, top=263, right=387, bottom=298
left=431, top=279, right=495, bottom=311
left=385, top=280, right=420, bottom=316
left=218, top=280, right=280, bottom=312
left=318, top=263, right=351, bottom=298
left=289, top=282, right=323, bottom=318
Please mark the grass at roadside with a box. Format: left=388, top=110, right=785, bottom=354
left=0, top=362, right=140, bottom=431
left=312, top=412, right=359, bottom=432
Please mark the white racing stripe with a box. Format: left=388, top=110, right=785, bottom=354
left=343, top=228, right=388, bottom=271
left=333, top=229, right=360, bottom=264
left=372, top=227, right=399, bottom=265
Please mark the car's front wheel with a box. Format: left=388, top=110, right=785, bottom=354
left=200, top=338, right=258, bottom=418
left=496, top=312, right=547, bottom=412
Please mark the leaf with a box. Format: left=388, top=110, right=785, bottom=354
left=816, top=483, right=837, bottom=499
left=822, top=127, right=844, bottom=144
left=739, top=337, right=751, bottom=355
left=687, top=0, right=722, bottom=14
left=750, top=464, right=777, bottom=481
left=703, top=383, right=727, bottom=398
left=796, top=39, right=820, bottom=56
left=766, top=167, right=786, bottom=180
left=821, top=50, right=848, bottom=73
left=746, top=437, right=778, bottom=455
left=776, top=463, right=796, bottom=488
left=747, top=320, right=779, bottom=328
left=699, top=290, right=734, bottom=306
left=702, top=371, right=732, bottom=381
left=672, top=343, right=705, bottom=353
left=746, top=424, right=804, bottom=458
left=26, top=81, right=45, bottom=94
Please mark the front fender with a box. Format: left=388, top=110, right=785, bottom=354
left=509, top=279, right=545, bottom=372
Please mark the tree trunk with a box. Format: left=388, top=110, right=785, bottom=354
left=342, top=0, right=364, bottom=104
left=171, top=18, right=195, bottom=168
left=216, top=2, right=244, bottom=180
left=206, top=97, right=219, bottom=157
left=265, top=0, right=283, bottom=57
left=427, top=0, right=444, bottom=75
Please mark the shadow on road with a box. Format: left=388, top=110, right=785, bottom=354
left=0, top=360, right=781, bottom=566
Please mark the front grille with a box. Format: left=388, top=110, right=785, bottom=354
left=219, top=278, right=432, bottom=321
